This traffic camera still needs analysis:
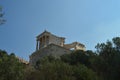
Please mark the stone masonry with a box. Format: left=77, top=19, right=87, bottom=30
left=30, top=30, right=86, bottom=65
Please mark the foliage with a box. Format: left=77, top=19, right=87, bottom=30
left=1, top=37, right=120, bottom=80
left=73, top=64, right=98, bottom=80
left=95, top=37, right=120, bottom=80
left=0, top=6, right=6, bottom=25
left=27, top=55, right=98, bottom=80
left=0, top=50, right=25, bottom=80
left=21, top=37, right=120, bottom=80
left=61, top=50, right=87, bottom=65
left=27, top=56, right=75, bottom=80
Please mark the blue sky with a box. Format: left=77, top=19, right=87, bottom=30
left=1, top=0, right=120, bottom=61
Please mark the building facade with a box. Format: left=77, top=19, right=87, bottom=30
left=30, top=30, right=86, bottom=65
left=36, top=30, right=65, bottom=50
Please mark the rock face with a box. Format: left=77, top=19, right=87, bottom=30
left=30, top=44, right=71, bottom=65
left=29, top=30, right=86, bottom=65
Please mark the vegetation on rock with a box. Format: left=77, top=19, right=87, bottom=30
left=0, top=37, right=120, bottom=80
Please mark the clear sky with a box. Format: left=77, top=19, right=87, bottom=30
left=1, top=0, right=120, bottom=61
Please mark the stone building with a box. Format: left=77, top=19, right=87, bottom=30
left=30, top=30, right=85, bottom=65
left=30, top=44, right=71, bottom=65
left=64, top=42, right=85, bottom=51
left=36, top=30, right=65, bottom=50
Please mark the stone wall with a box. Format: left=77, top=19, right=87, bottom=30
left=30, top=44, right=71, bottom=65
left=49, top=34, right=65, bottom=47
left=64, top=42, right=85, bottom=51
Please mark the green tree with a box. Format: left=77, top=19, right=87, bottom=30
left=0, top=50, right=25, bottom=80
left=61, top=50, right=94, bottom=67
left=95, top=37, right=120, bottom=80
left=30, top=56, right=75, bottom=80
left=30, top=55, right=98, bottom=80
left=73, top=64, right=98, bottom=80
left=113, top=37, right=120, bottom=50
left=0, top=6, right=5, bottom=25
